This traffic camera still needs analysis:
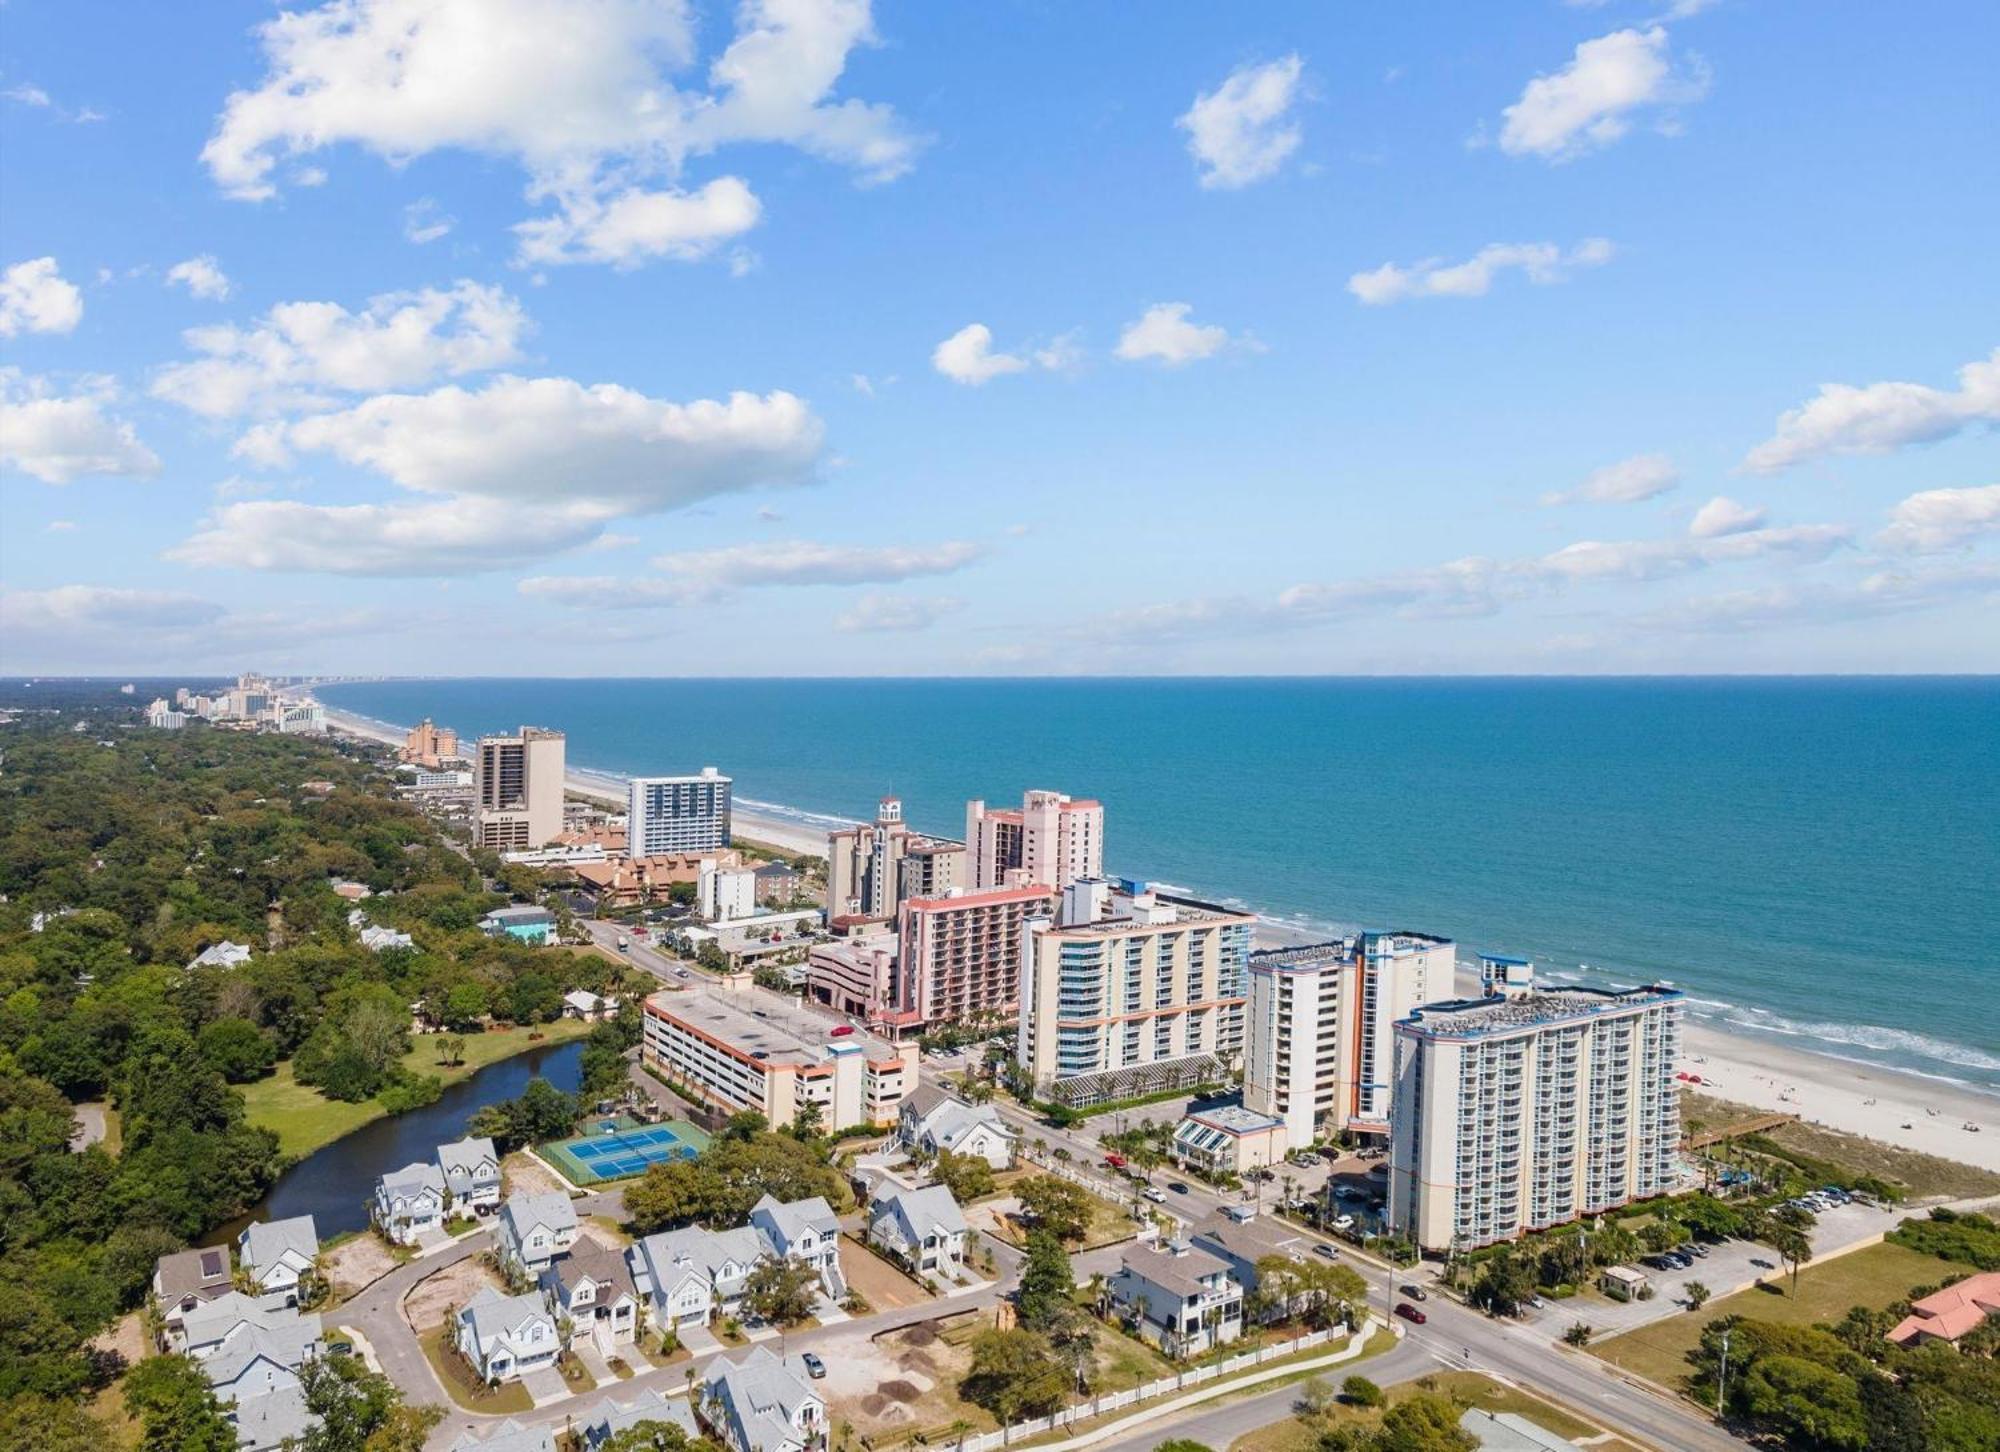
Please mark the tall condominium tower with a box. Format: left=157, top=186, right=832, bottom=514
left=628, top=768, right=732, bottom=856
left=1387, top=968, right=1684, bottom=1253
left=1243, top=931, right=1456, bottom=1150
left=895, top=883, right=1055, bottom=1028
left=826, top=797, right=966, bottom=920
left=473, top=726, right=565, bottom=851
left=965, top=790, right=1103, bottom=891
left=401, top=717, right=459, bottom=768
left=1016, top=882, right=1254, bottom=1108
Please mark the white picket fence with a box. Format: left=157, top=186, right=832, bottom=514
left=936, top=1325, right=1348, bottom=1452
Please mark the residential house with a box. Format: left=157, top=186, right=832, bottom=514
left=359, top=923, right=414, bottom=952
left=1107, top=1240, right=1245, bottom=1357
left=702, top=1345, right=827, bottom=1452
left=867, top=1184, right=969, bottom=1279
left=189, top=940, right=254, bottom=969
left=456, top=1287, right=561, bottom=1384
left=497, top=1191, right=580, bottom=1275
left=193, top=1305, right=323, bottom=1452
left=449, top=1419, right=560, bottom=1452
left=152, top=1245, right=234, bottom=1351
left=438, top=1135, right=503, bottom=1213
left=374, top=1162, right=447, bottom=1245
left=897, top=1085, right=1017, bottom=1170
left=237, top=1215, right=319, bottom=1310
left=1189, top=1214, right=1309, bottom=1323
left=562, top=989, right=620, bottom=1021
left=749, top=1194, right=845, bottom=1300
left=629, top=1224, right=766, bottom=1329
left=1888, top=1270, right=2000, bottom=1347
left=541, top=1238, right=641, bottom=1356
left=226, top=1383, right=315, bottom=1452
left=181, top=1292, right=293, bottom=1361
left=578, top=1389, right=700, bottom=1450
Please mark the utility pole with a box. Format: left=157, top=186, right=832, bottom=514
left=1715, top=1326, right=1731, bottom=1417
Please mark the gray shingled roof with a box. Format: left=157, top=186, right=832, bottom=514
left=448, top=1416, right=559, bottom=1452
left=580, top=1388, right=699, bottom=1445
left=751, top=1193, right=837, bottom=1249
left=227, top=1382, right=314, bottom=1451
left=500, top=1191, right=578, bottom=1244
left=380, top=1160, right=445, bottom=1200
left=872, top=1183, right=967, bottom=1242
left=239, top=1215, right=318, bottom=1274
left=706, top=1344, right=822, bottom=1452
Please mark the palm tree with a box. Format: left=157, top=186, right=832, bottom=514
left=1772, top=1224, right=1812, bottom=1295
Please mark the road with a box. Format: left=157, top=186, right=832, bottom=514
left=580, top=918, right=693, bottom=986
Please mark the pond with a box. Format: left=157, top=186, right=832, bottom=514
left=219, top=1039, right=584, bottom=1241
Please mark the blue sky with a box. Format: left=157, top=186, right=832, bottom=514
left=2, top=0, right=1996, bottom=675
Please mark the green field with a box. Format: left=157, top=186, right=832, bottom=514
left=241, top=1018, right=592, bottom=1158
left=1592, top=1240, right=1978, bottom=1389
left=1228, top=1367, right=1624, bottom=1452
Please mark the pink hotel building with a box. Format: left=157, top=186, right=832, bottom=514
left=895, top=882, right=1056, bottom=1027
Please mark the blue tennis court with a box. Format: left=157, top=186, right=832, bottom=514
left=543, top=1119, right=712, bottom=1184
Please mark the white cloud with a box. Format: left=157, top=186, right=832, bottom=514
left=0, top=584, right=397, bottom=668
left=152, top=280, right=529, bottom=418
left=1641, top=561, right=2000, bottom=633
left=202, top=0, right=918, bottom=265
left=276, top=377, right=822, bottom=511
left=0, top=372, right=162, bottom=484
left=403, top=198, right=456, bottom=245
left=1535, top=523, right=1848, bottom=582
left=3, top=83, right=54, bottom=109
left=1541, top=452, right=1679, bottom=506
left=933, top=324, right=1029, bottom=385
left=835, top=592, right=965, bottom=632
left=1114, top=303, right=1243, bottom=366
left=514, top=176, right=761, bottom=267
left=168, top=497, right=605, bottom=575
left=1177, top=54, right=1306, bottom=189
left=166, top=255, right=232, bottom=301
left=0, top=257, right=84, bottom=336
left=1348, top=238, right=1613, bottom=305
left=1688, top=495, right=1765, bottom=538
left=521, top=537, right=982, bottom=608
left=1498, top=27, right=1706, bottom=161
left=46, top=519, right=78, bottom=533
left=1, top=585, right=225, bottom=634
left=1743, top=348, right=2000, bottom=473
left=1877, top=484, right=2000, bottom=555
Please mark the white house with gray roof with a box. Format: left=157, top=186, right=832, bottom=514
left=898, top=1085, right=1016, bottom=1169
left=497, top=1191, right=580, bottom=1275
left=867, top=1183, right=969, bottom=1278
left=579, top=1388, right=700, bottom=1449
left=449, top=1417, right=560, bottom=1452
left=456, top=1286, right=560, bottom=1384
left=749, top=1194, right=845, bottom=1299
left=373, top=1161, right=446, bottom=1245
left=189, top=941, right=254, bottom=970
left=1107, top=1239, right=1245, bottom=1357
left=437, top=1135, right=502, bottom=1212
left=192, top=1302, right=322, bottom=1452
left=629, top=1223, right=765, bottom=1328
left=702, top=1345, right=826, bottom=1452
left=236, top=1216, right=319, bottom=1310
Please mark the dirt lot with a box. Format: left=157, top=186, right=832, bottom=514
left=324, top=1234, right=399, bottom=1302
left=839, top=1235, right=935, bottom=1313
left=404, top=1254, right=503, bottom=1332
left=91, top=1310, right=147, bottom=1364
left=820, top=1311, right=998, bottom=1439
left=504, top=1150, right=569, bottom=1198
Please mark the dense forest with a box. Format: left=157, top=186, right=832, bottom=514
left=0, top=710, right=625, bottom=1443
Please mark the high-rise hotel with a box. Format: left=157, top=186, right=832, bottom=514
left=1016, top=880, right=1254, bottom=1107
left=1243, top=931, right=1456, bottom=1150
left=1387, top=959, right=1684, bottom=1253
left=628, top=768, right=732, bottom=856
left=473, top=726, right=565, bottom=851
left=966, top=790, right=1103, bottom=891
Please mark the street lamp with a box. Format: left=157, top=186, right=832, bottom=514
left=1715, top=1326, right=1731, bottom=1417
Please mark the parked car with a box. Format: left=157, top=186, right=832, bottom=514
left=1332, top=1214, right=1356, bottom=1231
left=1142, top=1187, right=1167, bottom=1203
left=1527, top=1295, right=1548, bottom=1310
left=801, top=1353, right=826, bottom=1379
left=1400, top=1284, right=1428, bottom=1301
left=1395, top=1302, right=1428, bottom=1324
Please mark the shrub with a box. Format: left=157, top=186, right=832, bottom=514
left=1563, top=1322, right=1593, bottom=1347
left=1341, top=1375, right=1385, bottom=1407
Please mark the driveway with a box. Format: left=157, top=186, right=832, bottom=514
left=521, top=1366, right=570, bottom=1406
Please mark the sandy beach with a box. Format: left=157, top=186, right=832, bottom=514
left=324, top=701, right=2000, bottom=1172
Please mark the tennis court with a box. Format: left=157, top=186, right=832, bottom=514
left=542, top=1119, right=713, bottom=1185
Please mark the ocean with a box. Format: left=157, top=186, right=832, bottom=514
left=319, top=677, right=2000, bottom=1096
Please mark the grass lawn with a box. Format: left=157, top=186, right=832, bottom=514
left=1592, top=1239, right=1978, bottom=1389
left=242, top=1018, right=593, bottom=1158
left=418, top=1325, right=535, bottom=1414
left=993, top=1184, right=1141, bottom=1252
left=1685, top=1090, right=2000, bottom=1201
left=1228, top=1364, right=1610, bottom=1452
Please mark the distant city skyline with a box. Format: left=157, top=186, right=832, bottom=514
left=1, top=1, right=1996, bottom=675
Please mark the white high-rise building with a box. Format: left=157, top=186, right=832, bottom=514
left=628, top=768, right=732, bottom=856
left=1387, top=970, right=1684, bottom=1253
left=696, top=858, right=758, bottom=923
left=966, top=790, right=1102, bottom=891
left=1243, top=932, right=1455, bottom=1150
left=474, top=726, right=566, bottom=852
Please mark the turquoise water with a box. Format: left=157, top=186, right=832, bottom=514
left=321, top=677, right=2000, bottom=1094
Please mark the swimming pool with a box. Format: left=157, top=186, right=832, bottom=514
left=542, top=1119, right=712, bottom=1184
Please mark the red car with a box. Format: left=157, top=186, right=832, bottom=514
left=1395, top=1302, right=1428, bottom=1324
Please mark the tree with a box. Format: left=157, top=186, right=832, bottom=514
left=512, top=1077, right=580, bottom=1142
left=0, top=1394, right=111, bottom=1452
left=1294, top=1377, right=1337, bottom=1418
left=1685, top=1279, right=1711, bottom=1311
left=195, top=1017, right=278, bottom=1082
left=1016, top=1175, right=1093, bottom=1242
left=741, top=1256, right=820, bottom=1326
left=1341, top=1375, right=1385, bottom=1408
left=933, top=1148, right=997, bottom=1203
left=294, top=1354, right=444, bottom=1451
left=1470, top=1249, right=1536, bottom=1317
left=601, top=1422, right=718, bottom=1452
left=508, top=972, right=562, bottom=1025
left=1769, top=1223, right=1813, bottom=1295
left=122, top=1355, right=238, bottom=1452
left=789, top=1098, right=825, bottom=1142
left=442, top=982, right=488, bottom=1029
left=1016, top=1230, right=1076, bottom=1330
left=961, top=1328, right=1068, bottom=1420
left=1563, top=1322, right=1593, bottom=1347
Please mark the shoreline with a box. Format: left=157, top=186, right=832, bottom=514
left=321, top=702, right=2000, bottom=1171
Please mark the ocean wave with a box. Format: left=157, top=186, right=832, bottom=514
left=1686, top=1000, right=2000, bottom=1076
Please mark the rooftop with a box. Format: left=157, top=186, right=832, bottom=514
left=1048, top=890, right=1253, bottom=937
left=1186, top=1104, right=1284, bottom=1136
left=1251, top=929, right=1453, bottom=970
left=1400, top=983, right=1683, bottom=1039
left=648, top=987, right=905, bottom=1066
